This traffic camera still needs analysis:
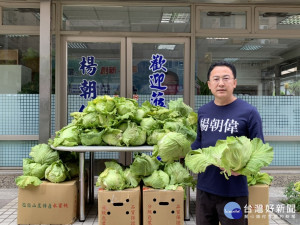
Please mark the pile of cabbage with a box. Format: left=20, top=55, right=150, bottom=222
left=16, top=96, right=197, bottom=189
left=15, top=143, right=79, bottom=188
left=51, top=95, right=197, bottom=149
left=185, top=136, right=274, bottom=184
left=96, top=153, right=196, bottom=191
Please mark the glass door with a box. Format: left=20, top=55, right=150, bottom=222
left=59, top=37, right=189, bottom=127
left=127, top=37, right=190, bottom=106
left=59, top=37, right=125, bottom=126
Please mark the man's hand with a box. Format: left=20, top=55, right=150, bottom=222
left=230, top=170, right=241, bottom=176
left=219, top=167, right=241, bottom=176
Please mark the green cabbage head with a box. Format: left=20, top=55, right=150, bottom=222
left=45, top=160, right=68, bottom=183
left=130, top=153, right=161, bottom=177
left=23, top=158, right=49, bottom=179
left=29, top=144, right=59, bottom=165
left=154, top=132, right=191, bottom=163
left=122, top=122, right=146, bottom=146
left=96, top=168, right=126, bottom=190
left=143, top=170, right=169, bottom=189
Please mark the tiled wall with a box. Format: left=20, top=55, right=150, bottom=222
left=0, top=94, right=299, bottom=166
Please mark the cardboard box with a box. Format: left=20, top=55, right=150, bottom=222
left=17, top=179, right=78, bottom=224
left=143, top=186, right=184, bottom=225
left=248, top=184, right=269, bottom=225
left=98, top=187, right=141, bottom=225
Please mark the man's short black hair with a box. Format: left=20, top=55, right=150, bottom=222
left=207, top=61, right=237, bottom=81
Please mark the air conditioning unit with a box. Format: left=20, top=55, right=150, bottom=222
left=260, top=39, right=270, bottom=45
left=259, top=25, right=269, bottom=30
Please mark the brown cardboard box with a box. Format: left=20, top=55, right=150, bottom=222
left=248, top=184, right=269, bottom=225
left=17, top=179, right=78, bottom=224
left=98, top=187, right=141, bottom=225
left=143, top=186, right=184, bottom=225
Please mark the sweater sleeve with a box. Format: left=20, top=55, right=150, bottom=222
left=248, top=107, right=265, bottom=142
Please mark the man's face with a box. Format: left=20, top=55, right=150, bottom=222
left=207, top=66, right=237, bottom=100
left=164, top=75, right=179, bottom=95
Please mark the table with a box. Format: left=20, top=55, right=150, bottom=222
left=52, top=145, right=190, bottom=222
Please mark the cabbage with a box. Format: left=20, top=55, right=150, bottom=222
left=23, top=158, right=48, bottom=179
left=154, top=132, right=191, bottom=163
left=130, top=153, right=161, bottom=177
left=247, top=172, right=273, bottom=186
left=115, top=97, right=138, bottom=116
left=146, top=129, right=166, bottom=145
left=29, top=144, right=59, bottom=165
left=15, top=175, right=42, bottom=188
left=151, top=107, right=174, bottom=121
left=122, top=122, right=146, bottom=146
left=102, top=128, right=123, bottom=146
left=239, top=138, right=274, bottom=176
left=81, top=112, right=100, bottom=128
left=99, top=113, right=116, bottom=127
left=83, top=100, right=97, bottom=113
left=164, top=162, right=196, bottom=189
left=185, top=136, right=274, bottom=179
left=143, top=170, right=169, bottom=189
left=96, top=160, right=139, bottom=190
left=117, top=122, right=129, bottom=132
left=186, top=111, right=198, bottom=128
left=219, top=136, right=252, bottom=177
left=45, top=160, right=68, bottom=183
left=70, top=111, right=85, bottom=122
left=184, top=145, right=226, bottom=174
left=163, top=121, right=196, bottom=143
left=134, top=108, right=148, bottom=122
left=94, top=95, right=115, bottom=113
left=104, top=160, right=124, bottom=171
left=140, top=117, right=160, bottom=132
left=124, top=168, right=141, bottom=188
left=80, top=129, right=104, bottom=146
left=168, top=98, right=193, bottom=117
left=52, top=125, right=80, bottom=147
left=96, top=168, right=126, bottom=190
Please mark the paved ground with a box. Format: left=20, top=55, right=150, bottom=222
left=0, top=186, right=299, bottom=225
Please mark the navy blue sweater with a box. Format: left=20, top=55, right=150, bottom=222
left=191, top=98, right=264, bottom=197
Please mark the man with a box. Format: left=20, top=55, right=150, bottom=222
left=191, top=61, right=264, bottom=225
left=137, top=70, right=181, bottom=95
left=163, top=71, right=180, bottom=95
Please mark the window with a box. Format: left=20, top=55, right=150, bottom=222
left=62, top=5, right=190, bottom=32
left=196, top=6, right=251, bottom=33
left=255, top=7, right=300, bottom=34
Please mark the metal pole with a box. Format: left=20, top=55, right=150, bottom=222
left=39, top=0, right=51, bottom=143
left=184, top=186, right=190, bottom=221
left=89, top=152, right=94, bottom=204
left=182, top=158, right=190, bottom=221
left=79, top=152, right=86, bottom=221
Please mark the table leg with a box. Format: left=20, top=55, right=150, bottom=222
left=79, top=152, right=86, bottom=222
left=89, top=152, right=94, bottom=204
left=184, top=186, right=190, bottom=221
